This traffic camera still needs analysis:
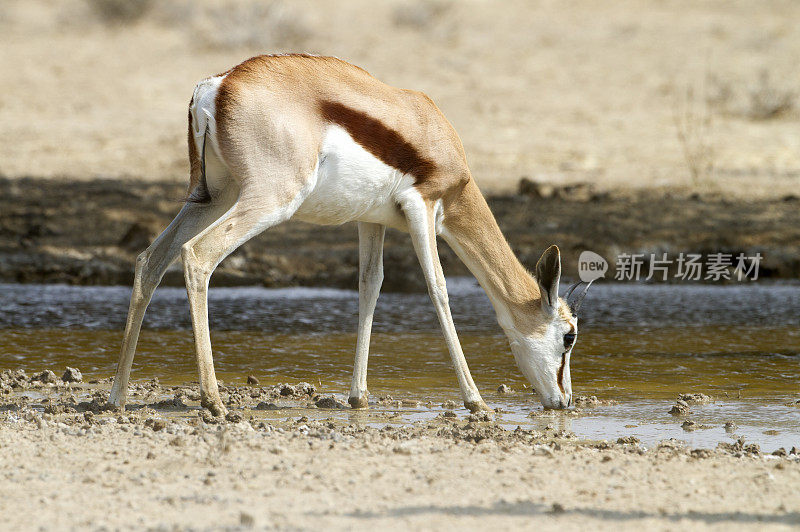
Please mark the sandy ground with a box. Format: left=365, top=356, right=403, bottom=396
left=2, top=0, right=800, bottom=196
left=0, top=374, right=798, bottom=531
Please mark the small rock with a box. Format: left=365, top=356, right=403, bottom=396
left=690, top=448, right=712, bottom=459
left=401, top=399, right=420, bottom=407
left=533, top=445, right=555, bottom=457
left=314, top=396, right=347, bottom=409
left=31, top=370, right=58, bottom=384
left=616, top=436, right=640, bottom=445
left=246, top=375, right=259, bottom=386
left=150, top=419, right=166, bottom=432
left=572, top=395, right=617, bottom=407
left=255, top=402, right=279, bottom=411
left=723, top=421, right=738, bottom=433
left=518, top=178, right=556, bottom=199
left=441, top=400, right=458, bottom=409
left=393, top=442, right=416, bottom=455
left=496, top=384, right=514, bottom=395
left=678, top=393, right=712, bottom=404
left=549, top=502, right=565, bottom=514
left=443, top=410, right=457, bottom=418
left=669, top=400, right=689, bottom=415
left=743, top=443, right=761, bottom=456
left=278, top=382, right=316, bottom=397
left=682, top=420, right=697, bottom=431
left=467, top=411, right=494, bottom=423
left=772, top=448, right=787, bottom=457
left=225, top=411, right=243, bottom=423
left=62, top=367, right=82, bottom=383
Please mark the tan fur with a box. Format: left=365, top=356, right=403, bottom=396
left=211, top=54, right=468, bottom=198
left=441, top=179, right=561, bottom=334
left=211, top=54, right=562, bottom=332
left=111, top=54, right=573, bottom=415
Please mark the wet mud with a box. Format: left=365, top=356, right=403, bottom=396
left=2, top=177, right=800, bottom=290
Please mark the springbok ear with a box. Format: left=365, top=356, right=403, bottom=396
left=535, top=245, right=561, bottom=313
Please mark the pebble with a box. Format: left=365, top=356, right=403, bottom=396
left=314, top=396, right=347, bottom=409
left=669, top=400, right=689, bottom=415
left=61, top=367, right=83, bottom=383
left=32, top=370, right=58, bottom=384
left=678, top=393, right=712, bottom=404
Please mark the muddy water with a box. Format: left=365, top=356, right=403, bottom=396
left=1, top=281, right=799, bottom=451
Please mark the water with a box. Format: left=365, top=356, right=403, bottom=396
left=1, top=281, right=799, bottom=451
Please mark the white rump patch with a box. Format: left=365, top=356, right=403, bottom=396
left=190, top=75, right=225, bottom=161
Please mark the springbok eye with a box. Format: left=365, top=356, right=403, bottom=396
left=563, top=332, right=576, bottom=349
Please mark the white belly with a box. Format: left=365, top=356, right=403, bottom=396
left=293, top=125, right=412, bottom=229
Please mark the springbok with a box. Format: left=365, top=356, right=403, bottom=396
left=108, top=54, right=593, bottom=416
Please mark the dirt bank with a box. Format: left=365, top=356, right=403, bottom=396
left=0, top=177, right=798, bottom=291
left=0, top=373, right=798, bottom=531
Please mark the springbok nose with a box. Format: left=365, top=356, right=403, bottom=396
left=543, top=395, right=570, bottom=410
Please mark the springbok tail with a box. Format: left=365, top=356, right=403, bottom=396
left=186, top=124, right=212, bottom=204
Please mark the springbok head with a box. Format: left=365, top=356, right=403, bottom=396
left=506, top=246, right=594, bottom=409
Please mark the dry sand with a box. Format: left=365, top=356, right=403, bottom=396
left=0, top=374, right=798, bottom=531
left=2, top=0, right=800, bottom=196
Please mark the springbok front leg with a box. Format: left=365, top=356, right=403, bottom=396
left=400, top=193, right=489, bottom=413
left=348, top=222, right=386, bottom=408
left=108, top=186, right=237, bottom=408
left=181, top=180, right=309, bottom=416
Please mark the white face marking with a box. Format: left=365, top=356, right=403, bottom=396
left=293, top=125, right=413, bottom=228
left=505, top=312, right=575, bottom=409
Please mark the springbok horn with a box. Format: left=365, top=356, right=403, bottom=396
left=566, top=279, right=595, bottom=314
left=564, top=280, right=584, bottom=301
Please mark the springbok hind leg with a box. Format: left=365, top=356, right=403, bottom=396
left=348, top=222, right=385, bottom=408
left=108, top=185, right=238, bottom=408
left=400, top=193, right=490, bottom=413
left=181, top=182, right=308, bottom=416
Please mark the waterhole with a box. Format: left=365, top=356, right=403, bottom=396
left=1, top=281, right=798, bottom=451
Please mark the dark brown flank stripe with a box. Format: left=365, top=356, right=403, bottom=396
left=319, top=100, right=436, bottom=183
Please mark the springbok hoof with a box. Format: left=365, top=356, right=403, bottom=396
left=464, top=400, right=492, bottom=413
left=201, top=398, right=228, bottom=417
left=105, top=402, right=124, bottom=412
left=348, top=395, right=369, bottom=409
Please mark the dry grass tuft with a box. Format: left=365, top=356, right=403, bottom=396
left=191, top=0, right=311, bottom=50
left=747, top=70, right=795, bottom=120
left=392, top=0, right=451, bottom=29
left=673, top=85, right=716, bottom=185
left=708, top=69, right=795, bottom=121
left=87, top=0, right=153, bottom=25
